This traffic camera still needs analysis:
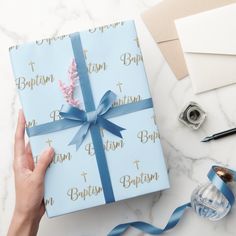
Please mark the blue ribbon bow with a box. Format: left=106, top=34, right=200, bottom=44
left=60, top=90, right=125, bottom=150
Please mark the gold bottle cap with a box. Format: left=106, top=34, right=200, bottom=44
left=214, top=167, right=234, bottom=183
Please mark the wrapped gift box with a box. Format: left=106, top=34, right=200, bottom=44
left=9, top=20, right=169, bottom=217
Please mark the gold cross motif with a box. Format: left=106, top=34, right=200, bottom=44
left=133, top=160, right=140, bottom=170
left=116, top=81, right=123, bottom=93
left=28, top=61, right=35, bottom=72
left=134, top=37, right=140, bottom=48
left=83, top=49, right=88, bottom=60
left=100, top=128, right=104, bottom=137
left=46, top=139, right=53, bottom=147
left=81, top=171, right=87, bottom=183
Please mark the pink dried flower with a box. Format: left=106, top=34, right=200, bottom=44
left=59, top=59, right=80, bottom=107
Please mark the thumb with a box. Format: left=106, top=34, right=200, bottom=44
left=34, top=147, right=54, bottom=178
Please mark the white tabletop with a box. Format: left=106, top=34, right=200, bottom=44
left=1, top=0, right=236, bottom=235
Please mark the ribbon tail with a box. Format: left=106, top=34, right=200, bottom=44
left=98, top=116, right=125, bottom=138
left=107, top=203, right=191, bottom=236
left=69, top=123, right=91, bottom=150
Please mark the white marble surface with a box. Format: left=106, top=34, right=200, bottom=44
left=1, top=0, right=236, bottom=235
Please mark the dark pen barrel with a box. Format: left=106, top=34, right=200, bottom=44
left=213, top=128, right=236, bottom=140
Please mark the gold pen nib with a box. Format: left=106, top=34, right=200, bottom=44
left=201, top=136, right=212, bottom=142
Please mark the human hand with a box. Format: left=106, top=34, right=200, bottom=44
left=8, top=110, right=54, bottom=236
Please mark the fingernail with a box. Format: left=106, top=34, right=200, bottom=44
left=46, top=147, right=54, bottom=156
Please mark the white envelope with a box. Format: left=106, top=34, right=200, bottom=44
left=175, top=3, right=236, bottom=94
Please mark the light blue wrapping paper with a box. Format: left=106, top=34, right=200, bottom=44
left=9, top=20, right=169, bottom=217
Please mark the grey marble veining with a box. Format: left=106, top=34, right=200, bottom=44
left=1, top=0, right=236, bottom=235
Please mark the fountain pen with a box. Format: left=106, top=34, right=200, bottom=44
left=202, top=127, right=236, bottom=142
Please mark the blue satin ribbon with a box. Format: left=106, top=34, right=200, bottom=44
left=108, top=203, right=191, bottom=236
left=26, top=97, right=153, bottom=139
left=26, top=32, right=154, bottom=204
left=108, top=165, right=236, bottom=236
